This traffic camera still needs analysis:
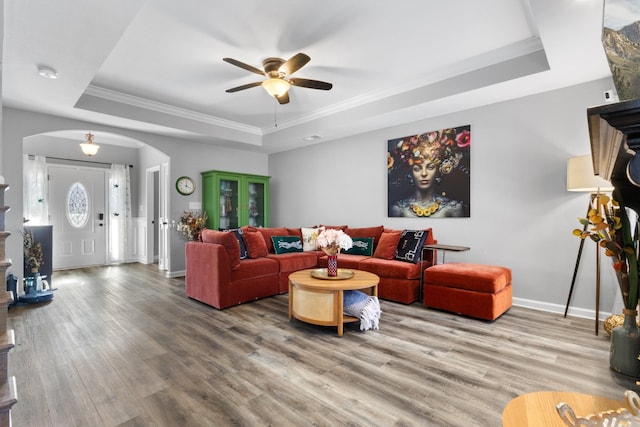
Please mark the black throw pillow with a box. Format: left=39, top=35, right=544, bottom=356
left=394, top=229, right=429, bottom=264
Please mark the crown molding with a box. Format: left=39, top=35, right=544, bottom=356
left=84, top=85, right=263, bottom=135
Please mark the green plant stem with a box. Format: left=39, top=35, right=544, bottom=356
left=615, top=188, right=639, bottom=310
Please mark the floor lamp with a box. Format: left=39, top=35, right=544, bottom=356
left=564, top=155, right=614, bottom=335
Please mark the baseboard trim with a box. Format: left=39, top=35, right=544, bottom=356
left=166, top=269, right=185, bottom=278
left=513, top=297, right=612, bottom=321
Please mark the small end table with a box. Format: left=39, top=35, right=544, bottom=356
left=423, top=244, right=470, bottom=264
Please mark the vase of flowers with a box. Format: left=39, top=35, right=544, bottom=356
left=22, top=230, right=43, bottom=274
left=177, top=210, right=208, bottom=241
left=574, top=191, right=640, bottom=376
left=316, top=229, right=353, bottom=277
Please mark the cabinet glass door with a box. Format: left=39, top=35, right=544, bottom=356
left=219, top=178, right=239, bottom=230
left=247, top=181, right=266, bottom=227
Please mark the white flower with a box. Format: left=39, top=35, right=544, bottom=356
left=316, top=229, right=353, bottom=253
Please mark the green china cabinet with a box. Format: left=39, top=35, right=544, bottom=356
left=201, top=170, right=270, bottom=230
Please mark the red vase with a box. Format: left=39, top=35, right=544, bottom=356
left=327, top=255, right=338, bottom=277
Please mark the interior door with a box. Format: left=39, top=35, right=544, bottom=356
left=48, top=165, right=107, bottom=269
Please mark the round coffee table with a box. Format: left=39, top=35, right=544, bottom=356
left=288, top=268, right=379, bottom=336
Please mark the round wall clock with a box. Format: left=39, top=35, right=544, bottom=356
left=176, top=176, right=195, bottom=195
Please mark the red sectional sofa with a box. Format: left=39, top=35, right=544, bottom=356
left=185, top=225, right=436, bottom=309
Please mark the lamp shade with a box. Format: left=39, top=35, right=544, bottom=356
left=261, top=78, right=290, bottom=97
left=80, top=132, right=100, bottom=157
left=567, top=155, right=614, bottom=192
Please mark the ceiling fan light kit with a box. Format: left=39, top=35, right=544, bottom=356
left=262, top=77, right=290, bottom=98
left=224, top=52, right=332, bottom=104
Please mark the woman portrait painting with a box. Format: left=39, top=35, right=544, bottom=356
left=387, top=126, right=471, bottom=218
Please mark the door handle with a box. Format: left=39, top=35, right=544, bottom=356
left=98, top=213, right=104, bottom=220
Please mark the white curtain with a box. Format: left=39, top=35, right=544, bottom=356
left=108, top=164, right=131, bottom=264
left=23, top=155, right=49, bottom=225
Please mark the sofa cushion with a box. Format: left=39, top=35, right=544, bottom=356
left=201, top=229, right=241, bottom=270
left=271, top=236, right=303, bottom=254
left=243, top=230, right=268, bottom=258
left=267, top=252, right=318, bottom=272
left=230, top=257, right=280, bottom=281
left=248, top=227, right=290, bottom=253
left=423, top=263, right=512, bottom=293
left=345, top=225, right=384, bottom=249
left=359, top=257, right=422, bottom=280
left=373, top=230, right=402, bottom=259
left=343, top=237, right=374, bottom=256
left=314, top=224, right=347, bottom=231
left=287, top=228, right=303, bottom=240
left=394, top=229, right=429, bottom=264
left=318, top=253, right=366, bottom=270
left=301, top=227, right=324, bottom=251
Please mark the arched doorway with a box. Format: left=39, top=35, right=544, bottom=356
left=22, top=130, right=170, bottom=271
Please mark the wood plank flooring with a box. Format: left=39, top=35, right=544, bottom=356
left=7, top=263, right=638, bottom=426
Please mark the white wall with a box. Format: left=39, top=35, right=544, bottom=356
left=2, top=107, right=269, bottom=277
left=269, top=77, right=619, bottom=318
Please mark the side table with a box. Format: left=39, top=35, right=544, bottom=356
left=423, top=244, right=470, bottom=264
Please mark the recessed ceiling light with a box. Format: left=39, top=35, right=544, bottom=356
left=37, top=65, right=58, bottom=79
left=303, top=135, right=322, bottom=141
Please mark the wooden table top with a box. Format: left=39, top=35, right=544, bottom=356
left=502, top=390, right=631, bottom=426
left=423, top=244, right=470, bottom=252
left=288, top=269, right=379, bottom=291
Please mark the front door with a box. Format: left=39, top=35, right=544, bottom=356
left=48, top=165, right=107, bottom=269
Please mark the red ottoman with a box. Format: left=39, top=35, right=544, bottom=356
left=423, top=263, right=512, bottom=320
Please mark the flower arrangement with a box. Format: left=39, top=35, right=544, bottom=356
left=178, top=210, right=208, bottom=241
left=23, top=230, right=43, bottom=272
left=316, top=229, right=353, bottom=256
left=573, top=192, right=639, bottom=310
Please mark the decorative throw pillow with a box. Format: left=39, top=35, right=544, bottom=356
left=343, top=237, right=374, bottom=256
left=271, top=236, right=303, bottom=254
left=200, top=229, right=242, bottom=270
left=373, top=230, right=402, bottom=259
left=243, top=231, right=268, bottom=258
left=247, top=227, right=289, bottom=253
left=301, top=227, right=324, bottom=251
left=345, top=226, right=384, bottom=249
left=394, top=229, right=430, bottom=264
left=229, top=228, right=248, bottom=260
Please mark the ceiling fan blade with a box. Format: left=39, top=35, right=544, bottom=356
left=276, top=92, right=290, bottom=104
left=223, top=58, right=265, bottom=76
left=225, top=81, right=263, bottom=93
left=279, top=53, right=310, bottom=76
left=289, top=78, right=333, bottom=90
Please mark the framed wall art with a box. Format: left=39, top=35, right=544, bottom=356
left=387, top=125, right=471, bottom=218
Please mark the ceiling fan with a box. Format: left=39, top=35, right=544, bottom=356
left=223, top=52, right=332, bottom=104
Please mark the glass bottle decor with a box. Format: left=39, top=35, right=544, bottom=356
left=327, top=255, right=338, bottom=277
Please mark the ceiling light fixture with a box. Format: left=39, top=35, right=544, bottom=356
left=37, top=65, right=58, bottom=79
left=80, top=132, right=100, bottom=157
left=261, top=77, right=290, bottom=98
